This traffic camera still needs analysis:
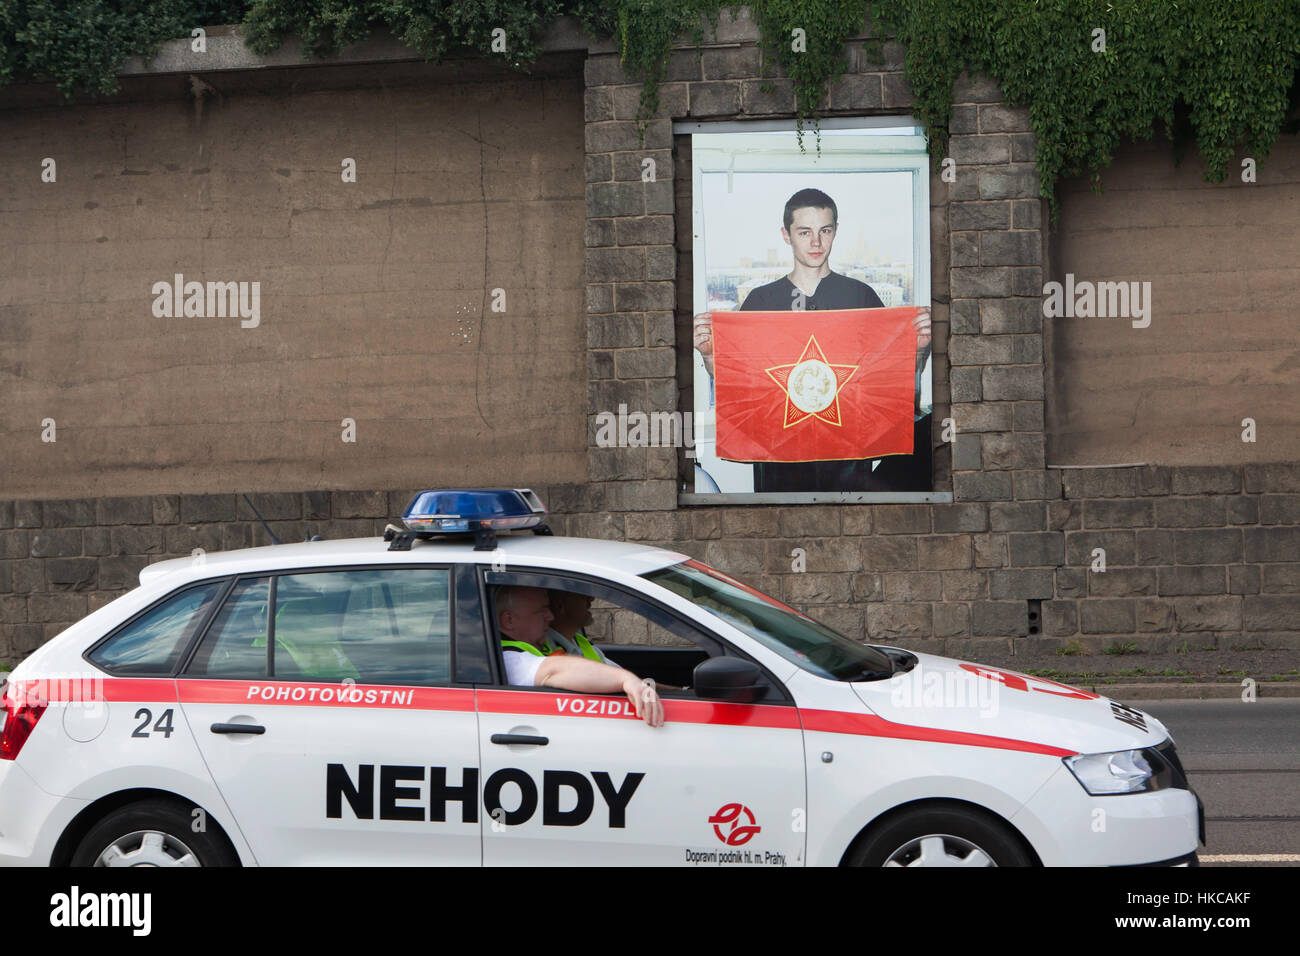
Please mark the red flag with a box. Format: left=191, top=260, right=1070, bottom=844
left=713, top=307, right=917, bottom=463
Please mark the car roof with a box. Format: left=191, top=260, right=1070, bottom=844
left=138, top=533, right=690, bottom=588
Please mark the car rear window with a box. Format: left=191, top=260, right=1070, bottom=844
left=185, top=577, right=271, bottom=679
left=184, top=568, right=452, bottom=686
left=87, top=581, right=226, bottom=676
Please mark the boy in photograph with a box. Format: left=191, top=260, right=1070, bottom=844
left=694, top=187, right=932, bottom=492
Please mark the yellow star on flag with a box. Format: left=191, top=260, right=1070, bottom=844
left=765, top=334, right=860, bottom=429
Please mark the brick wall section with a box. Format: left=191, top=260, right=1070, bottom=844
left=945, top=77, right=1049, bottom=504
left=0, top=491, right=415, bottom=661
left=5, top=464, right=1298, bottom=664
left=544, top=463, right=1300, bottom=657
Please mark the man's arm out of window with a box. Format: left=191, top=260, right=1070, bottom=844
left=534, top=657, right=665, bottom=726
left=535, top=655, right=633, bottom=693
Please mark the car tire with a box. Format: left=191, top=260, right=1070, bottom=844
left=847, top=805, right=1033, bottom=867
left=71, top=799, right=239, bottom=867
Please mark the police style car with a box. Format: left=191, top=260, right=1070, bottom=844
left=0, top=489, right=1203, bottom=866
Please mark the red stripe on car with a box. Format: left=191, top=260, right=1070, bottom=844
left=30, top=678, right=1073, bottom=755
left=477, top=688, right=802, bottom=728
left=800, top=708, right=1076, bottom=757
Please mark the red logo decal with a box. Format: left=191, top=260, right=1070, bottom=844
left=709, top=803, right=762, bottom=846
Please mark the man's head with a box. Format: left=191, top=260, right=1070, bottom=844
left=548, top=589, right=594, bottom=639
left=781, top=188, right=838, bottom=270
left=495, top=585, right=553, bottom=644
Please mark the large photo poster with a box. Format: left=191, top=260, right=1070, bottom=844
left=689, top=124, right=933, bottom=498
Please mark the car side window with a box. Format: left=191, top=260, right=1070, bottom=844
left=589, top=598, right=699, bottom=649
left=87, top=581, right=226, bottom=676
left=583, top=595, right=710, bottom=693
left=484, top=569, right=787, bottom=701
left=185, top=568, right=453, bottom=686
left=185, top=577, right=271, bottom=678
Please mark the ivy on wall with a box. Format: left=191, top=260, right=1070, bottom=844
left=873, top=0, right=1300, bottom=217
left=749, top=0, right=874, bottom=153
left=613, top=0, right=715, bottom=125
left=1, top=1, right=1297, bottom=216
left=2, top=1, right=186, bottom=97
left=241, top=0, right=616, bottom=72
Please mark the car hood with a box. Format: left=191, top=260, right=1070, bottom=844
left=851, top=649, right=1170, bottom=756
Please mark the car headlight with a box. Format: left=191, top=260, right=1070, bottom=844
left=1063, top=748, right=1167, bottom=795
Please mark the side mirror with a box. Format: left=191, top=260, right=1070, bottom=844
left=693, top=657, right=766, bottom=703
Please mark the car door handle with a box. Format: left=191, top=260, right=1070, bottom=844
left=211, top=722, right=266, bottom=735
left=490, top=733, right=548, bottom=746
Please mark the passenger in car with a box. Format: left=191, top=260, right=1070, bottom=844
left=546, top=589, right=688, bottom=692
left=494, top=585, right=664, bottom=727
left=545, top=590, right=611, bottom=663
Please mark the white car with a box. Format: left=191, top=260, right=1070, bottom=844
left=0, top=490, right=1203, bottom=867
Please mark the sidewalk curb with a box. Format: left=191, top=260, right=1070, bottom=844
left=1086, top=682, right=1300, bottom=701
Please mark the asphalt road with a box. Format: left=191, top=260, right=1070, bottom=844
left=1133, top=699, right=1300, bottom=867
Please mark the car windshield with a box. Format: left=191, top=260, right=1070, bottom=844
left=642, top=559, right=894, bottom=681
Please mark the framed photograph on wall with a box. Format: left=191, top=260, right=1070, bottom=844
left=682, top=119, right=939, bottom=504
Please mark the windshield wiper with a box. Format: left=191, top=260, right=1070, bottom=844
left=855, top=665, right=894, bottom=682
left=863, top=647, right=917, bottom=680
left=885, top=649, right=918, bottom=675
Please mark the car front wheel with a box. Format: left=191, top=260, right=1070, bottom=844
left=71, top=799, right=239, bottom=867
left=848, top=805, right=1034, bottom=867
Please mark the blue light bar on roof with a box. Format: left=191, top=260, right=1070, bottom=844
left=401, top=488, right=546, bottom=534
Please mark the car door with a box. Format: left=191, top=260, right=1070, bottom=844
left=176, top=564, right=482, bottom=865
left=475, top=568, right=807, bottom=867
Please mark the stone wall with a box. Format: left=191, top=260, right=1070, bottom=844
left=2, top=11, right=1297, bottom=664
left=567, top=11, right=1299, bottom=659
left=4, top=462, right=1298, bottom=665
left=554, top=464, right=1300, bottom=658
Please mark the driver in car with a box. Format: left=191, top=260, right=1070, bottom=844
left=494, top=585, right=665, bottom=727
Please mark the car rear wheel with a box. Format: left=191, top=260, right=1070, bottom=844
left=71, top=799, right=239, bottom=867
left=848, top=805, right=1033, bottom=867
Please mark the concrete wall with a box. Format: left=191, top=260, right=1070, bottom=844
left=1047, top=136, right=1300, bottom=466
left=1, top=12, right=1298, bottom=666
left=0, top=56, right=588, bottom=499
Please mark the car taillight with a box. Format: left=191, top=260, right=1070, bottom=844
left=0, top=680, right=48, bottom=760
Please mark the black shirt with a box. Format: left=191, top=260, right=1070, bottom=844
left=740, top=271, right=884, bottom=312
left=734, top=271, right=929, bottom=493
